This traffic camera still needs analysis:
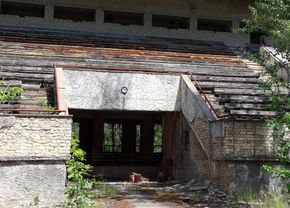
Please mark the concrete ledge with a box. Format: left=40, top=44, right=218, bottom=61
left=0, top=157, right=70, bottom=162
left=0, top=114, right=72, bottom=119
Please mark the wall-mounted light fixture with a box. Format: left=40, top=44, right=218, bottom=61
left=121, top=87, right=128, bottom=95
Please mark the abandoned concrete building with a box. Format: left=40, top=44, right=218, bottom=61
left=0, top=0, right=287, bottom=207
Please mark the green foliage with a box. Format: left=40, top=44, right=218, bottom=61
left=153, top=124, right=163, bottom=153
left=65, top=123, right=96, bottom=208
left=0, top=81, right=24, bottom=103
left=233, top=187, right=289, bottom=208
left=240, top=0, right=290, bottom=191
left=37, top=98, right=56, bottom=113
left=95, top=181, right=118, bottom=196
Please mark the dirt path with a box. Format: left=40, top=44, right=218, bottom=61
left=95, top=182, right=250, bottom=208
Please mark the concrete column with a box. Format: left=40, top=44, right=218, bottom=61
left=45, top=4, right=54, bottom=20
left=140, top=116, right=154, bottom=155
left=190, top=16, right=197, bottom=31
left=144, top=12, right=152, bottom=28
left=95, top=8, right=104, bottom=25
left=162, top=112, right=181, bottom=180
left=93, top=112, right=104, bottom=154
left=232, top=19, right=240, bottom=30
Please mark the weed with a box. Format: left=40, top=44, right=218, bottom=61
left=95, top=181, right=118, bottom=196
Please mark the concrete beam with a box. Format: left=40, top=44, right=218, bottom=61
left=63, top=70, right=181, bottom=112
left=55, top=67, right=69, bottom=115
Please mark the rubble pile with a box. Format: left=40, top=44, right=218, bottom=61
left=161, top=179, right=231, bottom=203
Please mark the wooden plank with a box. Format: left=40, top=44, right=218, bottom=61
left=0, top=72, right=53, bottom=80
left=225, top=103, right=264, bottom=110
left=0, top=104, right=19, bottom=109
left=0, top=80, right=22, bottom=86
left=220, top=95, right=272, bottom=103
left=194, top=76, right=262, bottom=84
left=198, top=82, right=261, bottom=89
left=230, top=109, right=276, bottom=116
left=215, top=88, right=289, bottom=96
left=214, top=88, right=272, bottom=95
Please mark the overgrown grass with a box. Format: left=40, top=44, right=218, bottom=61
left=95, top=181, right=118, bottom=196
left=234, top=187, right=289, bottom=208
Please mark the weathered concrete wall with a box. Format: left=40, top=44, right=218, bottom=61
left=0, top=161, right=66, bottom=208
left=0, top=0, right=251, bottom=46
left=212, top=120, right=275, bottom=160
left=180, top=75, right=216, bottom=159
left=0, top=115, right=72, bottom=160
left=0, top=114, right=72, bottom=208
left=181, top=117, right=282, bottom=193
left=64, top=70, right=181, bottom=111
left=179, top=75, right=280, bottom=193
left=228, top=162, right=283, bottom=194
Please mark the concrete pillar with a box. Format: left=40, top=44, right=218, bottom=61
left=232, top=19, right=240, bottom=30
left=45, top=3, right=54, bottom=20
left=93, top=112, right=104, bottom=154
left=95, top=8, right=104, bottom=25
left=190, top=16, right=197, bottom=31
left=140, top=116, right=154, bottom=155
left=144, top=12, right=152, bottom=28
left=162, top=112, right=181, bottom=180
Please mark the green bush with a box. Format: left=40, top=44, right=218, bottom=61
left=0, top=81, right=23, bottom=103
left=65, top=124, right=96, bottom=208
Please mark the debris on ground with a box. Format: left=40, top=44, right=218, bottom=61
left=94, top=180, right=251, bottom=208
left=129, top=172, right=150, bottom=183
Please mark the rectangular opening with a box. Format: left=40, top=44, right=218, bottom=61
left=54, top=6, right=95, bottom=22
left=197, top=18, right=232, bottom=32
left=103, top=122, right=122, bottom=153
left=153, top=123, right=163, bottom=153
left=104, top=10, right=144, bottom=26
left=1, top=1, right=45, bottom=18
left=152, top=14, right=190, bottom=29
left=136, top=124, right=141, bottom=153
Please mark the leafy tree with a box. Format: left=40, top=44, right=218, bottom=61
left=65, top=123, right=96, bottom=208
left=0, top=80, right=23, bottom=103
left=240, top=0, right=290, bottom=191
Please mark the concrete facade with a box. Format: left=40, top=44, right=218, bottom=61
left=62, top=69, right=281, bottom=194
left=0, top=0, right=251, bottom=46
left=63, top=69, right=181, bottom=111
left=0, top=115, right=72, bottom=207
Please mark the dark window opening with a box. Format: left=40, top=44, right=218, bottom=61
left=54, top=6, right=95, bottom=22
left=197, top=18, right=232, bottom=32
left=104, top=10, right=144, bottom=26
left=153, top=123, right=163, bottom=153
left=239, top=20, right=247, bottom=29
left=103, top=122, right=122, bottom=153
left=135, top=124, right=141, bottom=153
left=250, top=32, right=263, bottom=44
left=152, top=14, right=190, bottom=29
left=1, top=1, right=45, bottom=18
